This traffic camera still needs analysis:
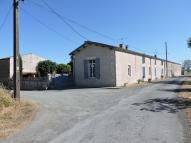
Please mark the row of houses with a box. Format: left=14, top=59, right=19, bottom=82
left=0, top=41, right=182, bottom=88
left=70, top=41, right=182, bottom=87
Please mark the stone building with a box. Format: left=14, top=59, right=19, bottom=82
left=0, top=53, right=46, bottom=83
left=70, top=41, right=182, bottom=87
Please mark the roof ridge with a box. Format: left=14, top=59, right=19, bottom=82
left=70, top=40, right=181, bottom=65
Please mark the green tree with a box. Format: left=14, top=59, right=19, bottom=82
left=188, top=38, right=191, bottom=48
left=67, top=61, right=73, bottom=74
left=183, top=60, right=191, bottom=72
left=56, top=64, right=71, bottom=74
left=36, top=60, right=57, bottom=77
left=19, top=55, right=23, bottom=77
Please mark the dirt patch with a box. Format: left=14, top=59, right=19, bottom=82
left=178, top=80, right=191, bottom=126
left=0, top=100, right=38, bottom=138
left=0, top=87, right=38, bottom=138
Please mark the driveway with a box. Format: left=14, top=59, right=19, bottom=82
left=1, top=77, right=190, bottom=143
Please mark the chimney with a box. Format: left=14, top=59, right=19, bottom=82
left=119, top=44, right=123, bottom=48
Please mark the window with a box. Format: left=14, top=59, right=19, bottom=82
left=161, top=61, right=163, bottom=66
left=149, top=67, right=151, bottom=75
left=84, top=58, right=100, bottom=79
left=88, top=59, right=96, bottom=78
left=161, top=68, right=164, bottom=75
left=128, top=65, right=131, bottom=76
left=142, top=56, right=145, bottom=64
left=142, top=67, right=145, bottom=78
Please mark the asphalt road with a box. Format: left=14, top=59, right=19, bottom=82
left=1, top=77, right=189, bottom=143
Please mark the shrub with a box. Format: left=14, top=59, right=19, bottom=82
left=19, top=55, right=23, bottom=77
left=137, top=79, right=144, bottom=84
left=0, top=86, right=14, bottom=109
left=67, top=61, right=73, bottom=73
left=36, top=60, right=57, bottom=77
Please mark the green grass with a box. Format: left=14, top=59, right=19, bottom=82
left=183, top=81, right=191, bottom=85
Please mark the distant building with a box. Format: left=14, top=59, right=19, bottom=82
left=182, top=67, right=191, bottom=76
left=0, top=53, right=46, bottom=82
left=70, top=41, right=182, bottom=87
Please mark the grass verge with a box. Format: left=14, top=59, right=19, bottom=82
left=0, top=86, right=38, bottom=138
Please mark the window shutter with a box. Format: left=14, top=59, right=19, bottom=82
left=95, top=58, right=100, bottom=79
left=84, top=60, right=88, bottom=79
left=142, top=67, right=145, bottom=78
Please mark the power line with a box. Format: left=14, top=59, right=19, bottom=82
left=20, top=6, right=78, bottom=44
left=23, top=2, right=162, bottom=57
left=25, top=0, right=163, bottom=56
left=41, top=0, right=88, bottom=40
left=28, top=0, right=116, bottom=42
left=27, top=0, right=46, bottom=9
left=0, top=4, right=12, bottom=32
left=63, top=18, right=116, bottom=41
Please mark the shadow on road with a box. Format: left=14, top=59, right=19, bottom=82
left=152, top=76, right=191, bottom=86
left=132, top=98, right=191, bottom=113
left=159, top=88, right=191, bottom=93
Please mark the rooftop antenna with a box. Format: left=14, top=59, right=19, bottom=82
left=119, top=37, right=128, bottom=44
left=153, top=49, right=157, bottom=57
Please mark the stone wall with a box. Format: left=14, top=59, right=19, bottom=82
left=73, top=45, right=116, bottom=87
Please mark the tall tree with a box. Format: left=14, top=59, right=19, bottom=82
left=56, top=64, right=71, bottom=74
left=188, top=38, right=191, bottom=48
left=182, top=60, right=191, bottom=71
left=36, top=60, right=57, bottom=77
left=19, top=55, right=23, bottom=77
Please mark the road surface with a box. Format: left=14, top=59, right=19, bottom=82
left=1, top=77, right=190, bottom=143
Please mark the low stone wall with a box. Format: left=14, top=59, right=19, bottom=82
left=21, top=78, right=49, bottom=90
left=49, top=75, right=74, bottom=90
left=0, top=75, right=74, bottom=90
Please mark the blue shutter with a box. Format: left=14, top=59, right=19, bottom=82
left=95, top=58, right=100, bottom=79
left=84, top=60, right=88, bottom=79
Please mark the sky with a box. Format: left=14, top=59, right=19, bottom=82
left=0, top=0, right=191, bottom=64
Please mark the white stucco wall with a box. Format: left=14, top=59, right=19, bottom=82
left=22, top=53, right=46, bottom=74
left=73, top=45, right=116, bottom=87
left=72, top=44, right=181, bottom=87
left=154, top=59, right=165, bottom=80
left=115, top=51, right=142, bottom=86
left=10, top=57, right=13, bottom=79
left=115, top=51, right=179, bottom=86
left=167, top=62, right=181, bottom=77
left=9, top=53, right=46, bottom=78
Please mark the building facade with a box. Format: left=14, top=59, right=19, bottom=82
left=0, top=53, right=46, bottom=83
left=70, top=41, right=182, bottom=87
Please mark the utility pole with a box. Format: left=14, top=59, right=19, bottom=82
left=13, top=0, right=20, bottom=100
left=165, top=42, right=168, bottom=78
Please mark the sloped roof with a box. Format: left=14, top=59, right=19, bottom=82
left=70, top=41, right=181, bottom=65
left=0, top=53, right=46, bottom=61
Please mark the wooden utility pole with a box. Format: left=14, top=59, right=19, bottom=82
left=13, top=0, right=20, bottom=100
left=165, top=42, right=168, bottom=78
